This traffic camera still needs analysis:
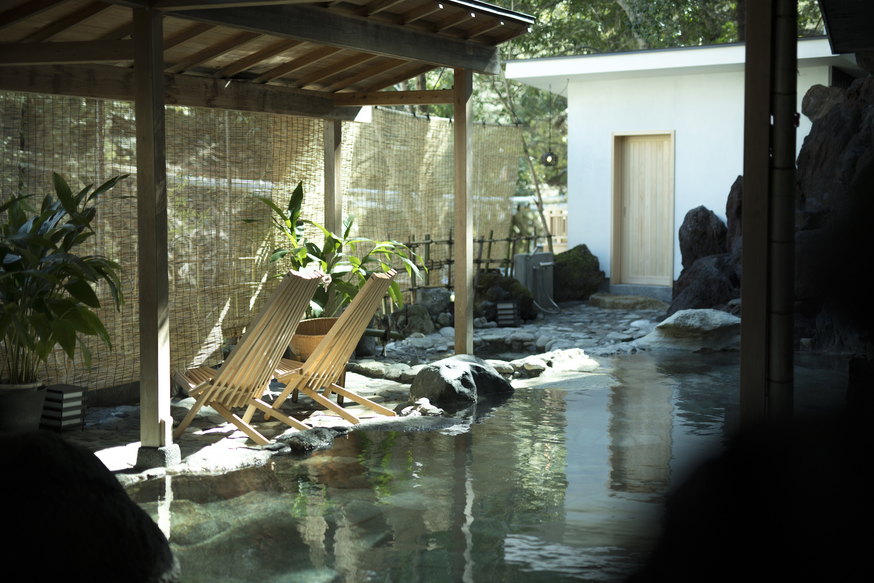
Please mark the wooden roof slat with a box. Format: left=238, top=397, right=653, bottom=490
left=254, top=45, right=341, bottom=83
left=212, top=38, right=302, bottom=78
left=356, top=0, right=406, bottom=17
left=165, top=30, right=261, bottom=73
left=163, top=22, right=214, bottom=51
left=398, top=2, right=443, bottom=25
left=292, top=52, right=375, bottom=88
left=334, top=88, right=452, bottom=106
left=325, top=57, right=405, bottom=92
left=152, top=1, right=325, bottom=8
left=0, top=40, right=133, bottom=65
left=362, top=63, right=436, bottom=92
left=98, top=19, right=135, bottom=40
left=0, top=0, right=67, bottom=31
left=21, top=1, right=112, bottom=43
left=432, top=8, right=474, bottom=34
left=464, top=16, right=503, bottom=40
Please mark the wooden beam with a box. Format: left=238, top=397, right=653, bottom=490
left=253, top=45, right=341, bottom=84
left=212, top=38, right=301, bottom=78
left=291, top=52, right=375, bottom=89
left=0, top=0, right=66, bottom=31
left=165, top=30, right=260, bottom=74
left=98, top=20, right=135, bottom=40
left=740, top=0, right=773, bottom=428
left=0, top=63, right=360, bottom=120
left=454, top=68, right=473, bottom=355
left=465, top=17, right=504, bottom=40
left=433, top=9, right=475, bottom=33
left=0, top=41, right=133, bottom=65
left=334, top=89, right=452, bottom=106
left=20, top=1, right=112, bottom=43
left=397, top=2, right=443, bottom=25
left=166, top=4, right=501, bottom=74
left=133, top=7, right=172, bottom=450
left=324, top=58, right=404, bottom=92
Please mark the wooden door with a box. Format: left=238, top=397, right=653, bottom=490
left=612, top=133, right=674, bottom=287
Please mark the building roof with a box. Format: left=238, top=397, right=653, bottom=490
left=0, top=0, right=534, bottom=119
left=506, top=37, right=861, bottom=95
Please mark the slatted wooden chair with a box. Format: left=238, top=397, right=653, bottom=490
left=262, top=270, right=399, bottom=425
left=172, top=269, right=324, bottom=445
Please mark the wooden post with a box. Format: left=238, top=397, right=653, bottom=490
left=453, top=68, right=473, bottom=354
left=133, top=8, right=173, bottom=453
left=423, top=234, right=431, bottom=286
left=447, top=228, right=453, bottom=290
left=324, top=119, right=342, bottom=234
left=740, top=0, right=773, bottom=427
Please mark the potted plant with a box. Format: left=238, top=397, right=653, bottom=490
left=247, top=181, right=424, bottom=359
left=0, top=173, right=126, bottom=432
left=249, top=181, right=423, bottom=318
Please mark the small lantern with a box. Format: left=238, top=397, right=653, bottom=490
left=541, top=150, right=558, bottom=167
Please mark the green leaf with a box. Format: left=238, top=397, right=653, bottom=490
left=80, top=338, right=92, bottom=371
left=65, top=279, right=101, bottom=308
left=388, top=281, right=403, bottom=308
left=52, top=172, right=76, bottom=212
left=79, top=308, right=111, bottom=348
left=50, top=319, right=77, bottom=360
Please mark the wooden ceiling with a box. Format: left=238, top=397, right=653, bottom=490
left=0, top=0, right=534, bottom=119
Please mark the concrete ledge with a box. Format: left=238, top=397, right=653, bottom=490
left=135, top=444, right=181, bottom=470
left=609, top=283, right=673, bottom=303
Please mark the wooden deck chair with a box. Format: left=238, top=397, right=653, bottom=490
left=263, top=270, right=399, bottom=425
left=171, top=269, right=324, bottom=445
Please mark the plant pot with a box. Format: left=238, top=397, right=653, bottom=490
left=0, top=382, right=47, bottom=434
left=289, top=317, right=339, bottom=361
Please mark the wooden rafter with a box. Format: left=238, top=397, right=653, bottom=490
left=333, top=89, right=453, bottom=106
left=431, top=9, right=475, bottom=34
left=0, top=40, right=133, bottom=65
left=362, top=63, right=436, bottom=92
left=20, top=1, right=112, bottom=43
left=397, top=2, right=443, bottom=25
left=324, top=57, right=404, bottom=92
left=356, top=0, right=406, bottom=18
left=0, top=0, right=67, bottom=31
left=163, top=22, right=214, bottom=51
left=165, top=30, right=261, bottom=73
left=291, top=52, right=375, bottom=89
left=253, top=45, right=341, bottom=83
left=212, top=38, right=301, bottom=78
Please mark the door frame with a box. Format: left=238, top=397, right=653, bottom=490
left=610, top=130, right=676, bottom=287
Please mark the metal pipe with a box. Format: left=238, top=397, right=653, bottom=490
left=768, top=0, right=796, bottom=422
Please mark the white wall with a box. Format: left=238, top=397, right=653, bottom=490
left=567, top=64, right=831, bottom=281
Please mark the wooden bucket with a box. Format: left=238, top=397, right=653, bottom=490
left=289, top=317, right=338, bottom=361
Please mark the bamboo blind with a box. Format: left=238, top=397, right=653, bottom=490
left=0, top=93, right=520, bottom=390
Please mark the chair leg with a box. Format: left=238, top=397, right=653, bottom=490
left=172, top=384, right=216, bottom=440
left=212, top=403, right=270, bottom=446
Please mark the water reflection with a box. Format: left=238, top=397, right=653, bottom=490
left=125, top=352, right=848, bottom=582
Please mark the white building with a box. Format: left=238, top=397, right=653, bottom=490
left=506, top=38, right=862, bottom=300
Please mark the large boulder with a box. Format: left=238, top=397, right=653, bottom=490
left=794, top=76, right=874, bottom=352
left=409, top=355, right=513, bottom=409
left=635, top=309, right=741, bottom=352
left=391, top=303, right=436, bottom=336
left=552, top=244, right=605, bottom=302
left=668, top=255, right=739, bottom=317
left=417, top=287, right=452, bottom=320
left=678, top=206, right=728, bottom=271
left=0, top=431, right=180, bottom=582
left=725, top=175, right=744, bottom=280
left=801, top=85, right=846, bottom=122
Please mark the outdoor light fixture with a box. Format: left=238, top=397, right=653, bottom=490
left=541, top=150, right=558, bottom=166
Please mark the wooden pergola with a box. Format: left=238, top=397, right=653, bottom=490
left=0, top=0, right=534, bottom=464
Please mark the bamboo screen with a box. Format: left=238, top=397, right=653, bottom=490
left=0, top=94, right=520, bottom=390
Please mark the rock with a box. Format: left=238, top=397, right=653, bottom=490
left=277, top=427, right=342, bottom=453
left=855, top=51, right=874, bottom=75
left=395, top=398, right=445, bottom=417
left=0, top=431, right=181, bottom=583
left=417, top=287, right=452, bottom=320
left=392, top=303, right=436, bottom=336
left=438, top=326, right=455, bottom=338
left=399, top=364, right=426, bottom=384
left=635, top=309, right=741, bottom=351
left=476, top=273, right=537, bottom=321
left=384, top=363, right=412, bottom=382
left=409, top=355, right=513, bottom=408
left=588, top=292, right=669, bottom=311
left=484, top=359, right=514, bottom=376
left=553, top=244, right=606, bottom=302
left=801, top=84, right=846, bottom=122
left=407, top=336, right=434, bottom=350
left=437, top=312, right=453, bottom=326
left=630, top=319, right=657, bottom=335
left=509, top=348, right=599, bottom=378
left=354, top=334, right=379, bottom=358
left=725, top=176, right=743, bottom=279
left=669, top=255, right=739, bottom=317
left=350, top=359, right=388, bottom=378
left=678, top=206, right=728, bottom=271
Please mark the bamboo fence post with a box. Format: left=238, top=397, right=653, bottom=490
left=423, top=234, right=431, bottom=286
left=447, top=228, right=453, bottom=290
left=485, top=229, right=494, bottom=274
left=473, top=234, right=485, bottom=293
left=408, top=234, right=416, bottom=304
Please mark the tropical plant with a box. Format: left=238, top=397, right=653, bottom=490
left=0, top=173, right=126, bottom=384
left=249, top=181, right=423, bottom=318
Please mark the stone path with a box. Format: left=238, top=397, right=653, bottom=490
left=60, top=299, right=667, bottom=482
